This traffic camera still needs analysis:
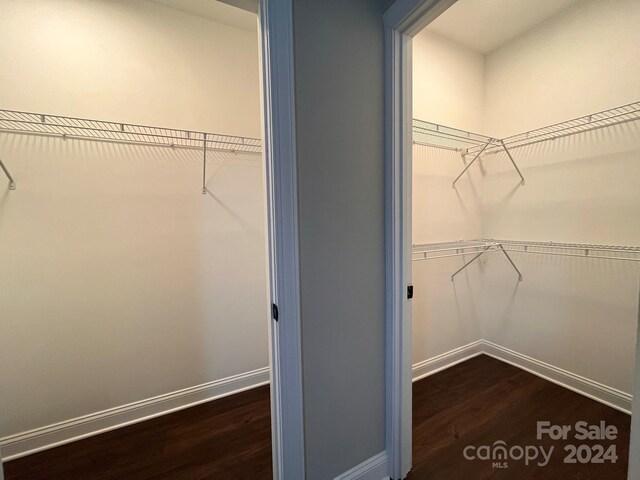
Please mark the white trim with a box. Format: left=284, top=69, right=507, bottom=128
left=411, top=341, right=633, bottom=414
left=0, top=367, right=270, bottom=461
left=2, top=342, right=631, bottom=467
left=481, top=341, right=632, bottom=414
left=334, top=451, right=390, bottom=480
left=411, top=341, right=483, bottom=382
left=384, top=23, right=413, bottom=480
left=384, top=0, right=457, bottom=35
left=258, top=0, right=305, bottom=478
left=383, top=1, right=457, bottom=477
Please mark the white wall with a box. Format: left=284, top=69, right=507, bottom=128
left=480, top=0, right=640, bottom=393
left=412, top=0, right=640, bottom=394
left=413, top=30, right=485, bottom=132
left=0, top=0, right=261, bottom=138
left=0, top=0, right=267, bottom=440
left=412, top=30, right=485, bottom=364
left=484, top=0, right=640, bottom=138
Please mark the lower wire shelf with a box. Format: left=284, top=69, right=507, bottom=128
left=412, top=239, right=640, bottom=281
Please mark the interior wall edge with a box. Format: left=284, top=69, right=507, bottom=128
left=412, top=340, right=484, bottom=382
left=411, top=340, right=632, bottom=414
left=0, top=366, right=270, bottom=462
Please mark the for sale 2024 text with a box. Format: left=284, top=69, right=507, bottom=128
left=463, top=421, right=619, bottom=469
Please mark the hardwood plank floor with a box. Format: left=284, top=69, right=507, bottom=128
left=4, top=386, right=272, bottom=480
left=4, top=356, right=631, bottom=479
left=408, top=355, right=631, bottom=479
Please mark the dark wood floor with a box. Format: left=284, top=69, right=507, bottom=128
left=4, top=385, right=272, bottom=480
left=408, top=355, right=631, bottom=479
left=4, top=356, right=631, bottom=479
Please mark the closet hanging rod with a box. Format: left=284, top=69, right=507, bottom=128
left=0, top=109, right=262, bottom=153
left=0, top=157, right=15, bottom=190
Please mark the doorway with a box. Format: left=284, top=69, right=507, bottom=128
left=0, top=1, right=297, bottom=478
left=385, top=0, right=640, bottom=478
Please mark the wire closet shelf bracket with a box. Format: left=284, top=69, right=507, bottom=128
left=413, top=100, right=640, bottom=189
left=0, top=108, right=263, bottom=193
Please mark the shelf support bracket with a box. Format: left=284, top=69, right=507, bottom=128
left=497, top=244, right=523, bottom=281
left=452, top=141, right=490, bottom=189
left=451, top=247, right=490, bottom=281
left=500, top=140, right=525, bottom=186
left=0, top=157, right=16, bottom=190
left=450, top=244, right=523, bottom=282
left=202, top=133, right=207, bottom=195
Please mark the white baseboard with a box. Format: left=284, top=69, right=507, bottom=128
left=334, top=451, right=389, bottom=480
left=412, top=340, right=484, bottom=382
left=1, top=367, right=270, bottom=461
left=412, top=340, right=632, bottom=415
left=3, top=341, right=632, bottom=464
left=481, top=340, right=632, bottom=414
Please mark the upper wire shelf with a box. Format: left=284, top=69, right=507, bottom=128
left=412, top=100, right=640, bottom=189
left=413, top=119, right=499, bottom=152
left=471, top=101, right=640, bottom=155
left=412, top=119, right=524, bottom=188
left=0, top=108, right=263, bottom=192
left=0, top=109, right=262, bottom=153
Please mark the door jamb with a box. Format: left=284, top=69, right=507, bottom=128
left=258, top=1, right=306, bottom=479
left=382, top=1, right=462, bottom=478
left=0, top=3, right=304, bottom=480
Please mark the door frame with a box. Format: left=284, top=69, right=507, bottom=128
left=0, top=2, right=305, bottom=480
left=382, top=2, right=458, bottom=477
left=258, top=1, right=306, bottom=479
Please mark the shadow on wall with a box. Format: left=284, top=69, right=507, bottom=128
left=479, top=123, right=640, bottom=245
left=481, top=252, right=640, bottom=392
left=0, top=132, right=269, bottom=437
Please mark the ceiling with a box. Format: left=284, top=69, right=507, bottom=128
left=149, top=0, right=257, bottom=31
left=427, top=0, right=583, bottom=54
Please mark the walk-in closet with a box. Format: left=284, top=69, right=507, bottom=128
left=409, top=0, right=639, bottom=478
left=0, top=1, right=272, bottom=478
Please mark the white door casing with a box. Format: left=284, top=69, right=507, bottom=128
left=258, top=0, right=306, bottom=478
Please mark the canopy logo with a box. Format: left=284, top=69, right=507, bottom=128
left=463, top=441, right=553, bottom=469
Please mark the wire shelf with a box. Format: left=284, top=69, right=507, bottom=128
left=412, top=240, right=521, bottom=281
left=488, top=239, right=640, bottom=262
left=411, top=100, right=640, bottom=188
left=413, top=238, right=640, bottom=282
left=467, top=101, right=640, bottom=155
left=412, top=119, right=499, bottom=152
left=0, top=109, right=262, bottom=153
left=412, top=240, right=499, bottom=260
left=414, top=239, right=640, bottom=264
